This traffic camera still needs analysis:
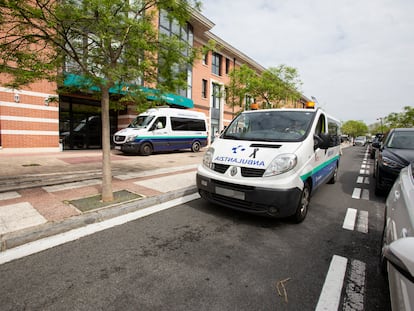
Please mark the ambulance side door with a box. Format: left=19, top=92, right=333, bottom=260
left=313, top=113, right=329, bottom=189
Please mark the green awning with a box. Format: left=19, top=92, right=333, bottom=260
left=63, top=73, right=194, bottom=108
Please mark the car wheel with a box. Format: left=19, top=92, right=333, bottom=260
left=140, top=142, right=153, bottom=156
left=292, top=182, right=310, bottom=223
left=191, top=141, right=201, bottom=152
left=328, top=165, right=338, bottom=184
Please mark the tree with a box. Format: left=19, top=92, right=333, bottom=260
left=341, top=120, right=368, bottom=138
left=226, top=64, right=302, bottom=112
left=226, top=64, right=257, bottom=116
left=250, top=65, right=302, bottom=108
left=385, top=106, right=414, bottom=128
left=0, top=0, right=201, bottom=202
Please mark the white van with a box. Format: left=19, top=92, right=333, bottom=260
left=113, top=107, right=208, bottom=155
left=196, top=106, right=341, bottom=223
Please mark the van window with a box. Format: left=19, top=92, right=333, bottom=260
left=129, top=115, right=154, bottom=129
left=315, top=114, right=325, bottom=135
left=152, top=117, right=166, bottom=130
left=223, top=110, right=315, bottom=142
left=328, top=118, right=341, bottom=146
left=171, top=117, right=206, bottom=131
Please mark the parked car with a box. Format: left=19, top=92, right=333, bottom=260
left=374, top=128, right=414, bottom=195
left=369, top=133, right=384, bottom=159
left=381, top=163, right=414, bottom=311
left=353, top=136, right=367, bottom=146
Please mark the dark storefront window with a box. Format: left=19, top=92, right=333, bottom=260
left=59, top=97, right=118, bottom=150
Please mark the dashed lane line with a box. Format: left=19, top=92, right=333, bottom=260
left=343, top=208, right=368, bottom=233
left=342, top=259, right=366, bottom=311
left=315, top=255, right=348, bottom=311
left=343, top=208, right=357, bottom=231
left=351, top=188, right=369, bottom=200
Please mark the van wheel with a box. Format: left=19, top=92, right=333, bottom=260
left=191, top=141, right=201, bottom=152
left=328, top=165, right=338, bottom=184
left=140, top=143, right=152, bottom=156
left=292, top=182, right=310, bottom=223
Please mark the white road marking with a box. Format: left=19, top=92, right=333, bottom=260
left=342, top=259, right=366, bottom=311
left=343, top=208, right=357, bottom=231
left=352, top=188, right=361, bottom=199
left=0, top=193, right=200, bottom=265
left=0, top=202, right=47, bottom=235
left=315, top=255, right=348, bottom=311
left=134, top=171, right=196, bottom=193
left=0, top=191, right=21, bottom=201
left=115, top=164, right=198, bottom=180
left=361, top=189, right=370, bottom=201
left=356, top=211, right=369, bottom=234
left=43, top=179, right=101, bottom=192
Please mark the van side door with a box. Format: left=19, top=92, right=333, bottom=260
left=150, top=116, right=168, bottom=151
left=313, top=113, right=330, bottom=188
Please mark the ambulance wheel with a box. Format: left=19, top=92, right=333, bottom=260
left=140, top=142, right=153, bottom=156
left=293, top=182, right=310, bottom=223
left=191, top=141, right=201, bottom=152
left=328, top=165, right=338, bottom=184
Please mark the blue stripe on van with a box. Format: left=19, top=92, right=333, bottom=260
left=300, top=155, right=339, bottom=185
left=133, top=136, right=208, bottom=152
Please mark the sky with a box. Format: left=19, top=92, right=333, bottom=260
left=201, top=0, right=414, bottom=125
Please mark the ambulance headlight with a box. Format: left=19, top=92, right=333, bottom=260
left=126, top=135, right=136, bottom=142
left=263, top=153, right=297, bottom=177
left=203, top=147, right=215, bottom=169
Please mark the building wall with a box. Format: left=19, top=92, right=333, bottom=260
left=0, top=9, right=282, bottom=151
left=0, top=78, right=59, bottom=151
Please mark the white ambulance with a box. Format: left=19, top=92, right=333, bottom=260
left=196, top=104, right=341, bottom=223
left=113, top=107, right=208, bottom=155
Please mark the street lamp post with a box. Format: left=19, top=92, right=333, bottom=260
left=377, top=117, right=383, bottom=134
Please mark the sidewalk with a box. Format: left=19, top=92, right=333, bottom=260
left=0, top=149, right=204, bottom=252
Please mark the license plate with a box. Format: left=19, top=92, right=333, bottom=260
left=115, top=145, right=121, bottom=150
left=215, top=186, right=245, bottom=200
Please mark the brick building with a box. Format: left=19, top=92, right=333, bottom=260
left=0, top=8, right=307, bottom=152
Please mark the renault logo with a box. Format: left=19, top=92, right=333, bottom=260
left=230, top=166, right=238, bottom=176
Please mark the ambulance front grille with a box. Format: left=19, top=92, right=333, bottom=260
left=213, top=163, right=229, bottom=174
left=241, top=167, right=265, bottom=177
left=213, top=164, right=265, bottom=177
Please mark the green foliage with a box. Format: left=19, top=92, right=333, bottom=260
left=385, top=106, right=414, bottom=128
left=0, top=0, right=201, bottom=97
left=252, top=65, right=302, bottom=108
left=0, top=0, right=201, bottom=201
left=226, top=64, right=256, bottom=111
left=226, top=64, right=302, bottom=111
left=341, top=120, right=369, bottom=137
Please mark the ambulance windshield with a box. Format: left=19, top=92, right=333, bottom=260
left=129, top=115, right=155, bottom=129
left=222, top=110, right=315, bottom=142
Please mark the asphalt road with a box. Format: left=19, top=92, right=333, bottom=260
left=0, top=146, right=391, bottom=310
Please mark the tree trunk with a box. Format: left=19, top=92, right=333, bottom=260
left=100, top=87, right=114, bottom=202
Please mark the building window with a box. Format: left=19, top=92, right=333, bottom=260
left=225, top=58, right=231, bottom=74
left=245, top=95, right=254, bottom=110
left=212, top=52, right=222, bottom=76
left=202, top=79, right=208, bottom=98
left=212, top=83, right=221, bottom=109
left=158, top=9, right=194, bottom=98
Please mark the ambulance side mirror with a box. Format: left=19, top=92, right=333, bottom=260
left=314, top=134, right=330, bottom=150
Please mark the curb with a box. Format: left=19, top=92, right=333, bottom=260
left=1, top=186, right=198, bottom=252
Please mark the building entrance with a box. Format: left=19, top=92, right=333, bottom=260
left=59, top=96, right=118, bottom=150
